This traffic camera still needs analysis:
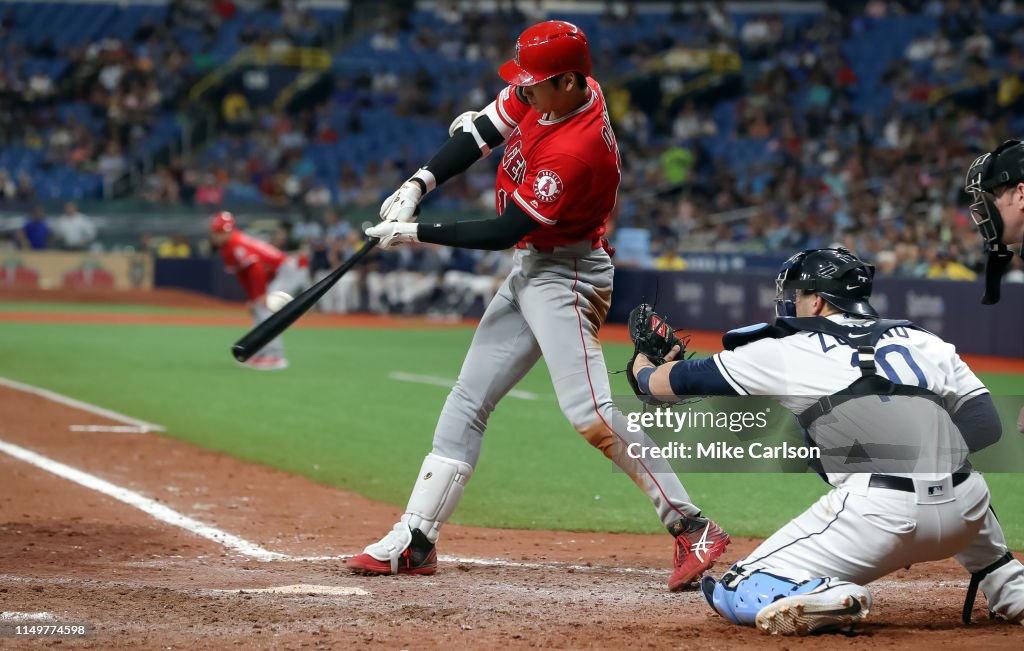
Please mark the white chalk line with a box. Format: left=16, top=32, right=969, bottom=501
left=0, top=377, right=165, bottom=432
left=389, top=371, right=541, bottom=401
left=70, top=425, right=151, bottom=433
left=0, top=439, right=286, bottom=562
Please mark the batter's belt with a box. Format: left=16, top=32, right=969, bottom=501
left=516, top=237, right=615, bottom=257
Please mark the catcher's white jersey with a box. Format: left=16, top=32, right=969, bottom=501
left=709, top=314, right=1024, bottom=625
left=712, top=314, right=987, bottom=414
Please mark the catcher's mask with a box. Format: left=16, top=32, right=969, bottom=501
left=775, top=247, right=878, bottom=318
left=964, top=139, right=1024, bottom=304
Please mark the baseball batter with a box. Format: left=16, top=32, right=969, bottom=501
left=347, top=21, right=730, bottom=590
left=210, top=211, right=307, bottom=370
left=629, top=248, right=1024, bottom=634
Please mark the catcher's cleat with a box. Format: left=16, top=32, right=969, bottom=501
left=754, top=578, right=871, bottom=636
left=346, top=527, right=437, bottom=576
left=668, top=517, right=730, bottom=591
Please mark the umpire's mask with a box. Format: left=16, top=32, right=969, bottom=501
left=775, top=248, right=878, bottom=318
left=964, top=139, right=1024, bottom=304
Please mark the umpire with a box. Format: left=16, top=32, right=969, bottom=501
left=964, top=139, right=1024, bottom=304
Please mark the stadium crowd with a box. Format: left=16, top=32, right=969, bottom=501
left=3, top=0, right=1024, bottom=296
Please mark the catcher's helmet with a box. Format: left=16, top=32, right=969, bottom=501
left=775, top=248, right=878, bottom=318
left=499, top=20, right=592, bottom=86
left=210, top=210, right=237, bottom=233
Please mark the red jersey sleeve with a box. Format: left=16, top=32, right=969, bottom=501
left=510, top=152, right=593, bottom=226
left=490, top=86, right=531, bottom=131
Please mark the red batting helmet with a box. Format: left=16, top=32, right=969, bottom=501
left=499, top=20, right=592, bottom=86
left=210, top=211, right=236, bottom=233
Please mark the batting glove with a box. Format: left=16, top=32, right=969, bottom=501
left=379, top=169, right=435, bottom=223
left=365, top=221, right=419, bottom=249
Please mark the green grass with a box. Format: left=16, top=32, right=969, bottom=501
left=2, top=314, right=1023, bottom=547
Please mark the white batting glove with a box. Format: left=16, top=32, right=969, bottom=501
left=381, top=169, right=435, bottom=224
left=379, top=180, right=423, bottom=223
left=448, top=110, right=479, bottom=137
left=365, top=221, right=419, bottom=249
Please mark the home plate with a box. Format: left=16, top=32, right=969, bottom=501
left=227, top=584, right=369, bottom=596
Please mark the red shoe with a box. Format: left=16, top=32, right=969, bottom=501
left=346, top=528, right=437, bottom=576
left=667, top=517, right=730, bottom=591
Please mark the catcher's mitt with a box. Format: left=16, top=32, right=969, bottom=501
left=626, top=303, right=687, bottom=405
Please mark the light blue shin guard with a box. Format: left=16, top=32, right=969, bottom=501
left=701, top=569, right=827, bottom=626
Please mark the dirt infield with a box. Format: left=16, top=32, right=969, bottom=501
left=2, top=384, right=1022, bottom=648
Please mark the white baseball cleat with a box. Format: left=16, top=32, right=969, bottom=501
left=239, top=355, right=289, bottom=371
left=755, top=579, right=871, bottom=636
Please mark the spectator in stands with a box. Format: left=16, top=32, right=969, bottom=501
left=0, top=170, right=16, bottom=200
left=194, top=172, right=225, bottom=205
left=18, top=206, right=50, bottom=250
left=157, top=234, right=191, bottom=258
left=142, top=165, right=181, bottom=203
left=654, top=243, right=688, bottom=271
left=97, top=141, right=127, bottom=183
left=927, top=246, right=977, bottom=281
left=223, top=86, right=253, bottom=135
left=874, top=250, right=899, bottom=276
left=15, top=171, right=35, bottom=201
left=905, top=31, right=939, bottom=62
left=53, top=202, right=98, bottom=251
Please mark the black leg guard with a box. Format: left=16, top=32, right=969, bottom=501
left=963, top=551, right=1014, bottom=625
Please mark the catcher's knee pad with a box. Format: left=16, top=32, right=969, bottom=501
left=405, top=453, right=474, bottom=543
left=702, top=568, right=827, bottom=626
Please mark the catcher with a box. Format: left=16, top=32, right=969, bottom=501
left=626, top=248, right=1024, bottom=635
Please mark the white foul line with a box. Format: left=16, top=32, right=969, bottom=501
left=0, top=439, right=286, bottom=561
left=389, top=371, right=540, bottom=401
left=70, top=425, right=151, bottom=433
left=0, top=377, right=165, bottom=432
